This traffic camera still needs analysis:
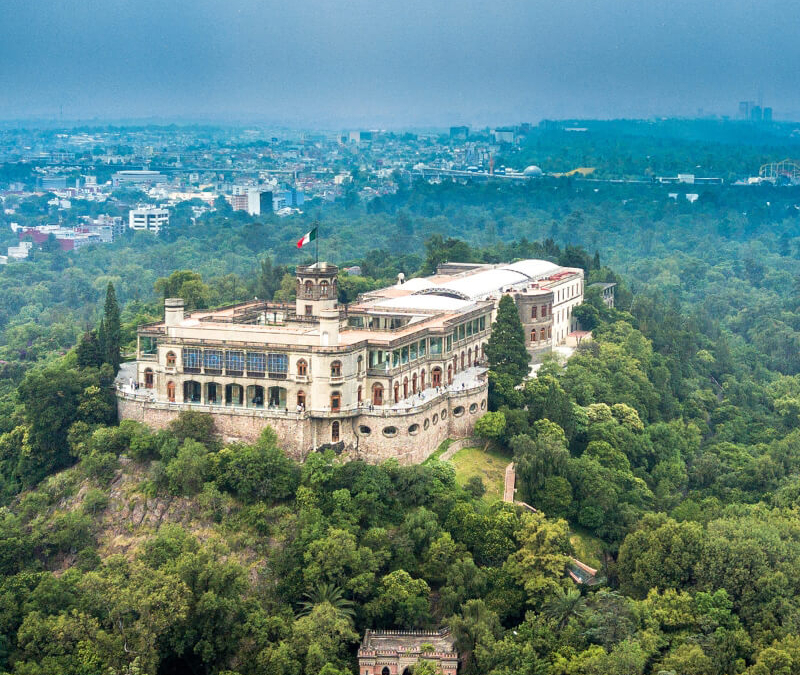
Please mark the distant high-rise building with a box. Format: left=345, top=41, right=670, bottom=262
left=739, top=101, right=752, bottom=119
left=763, top=107, right=773, bottom=122
left=40, top=175, right=67, bottom=190
left=450, top=126, right=469, bottom=140
left=493, top=127, right=516, bottom=144
left=228, top=194, right=248, bottom=211
left=247, top=188, right=273, bottom=216
left=283, top=188, right=304, bottom=208
left=750, top=105, right=763, bottom=122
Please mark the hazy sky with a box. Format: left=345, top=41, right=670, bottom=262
left=2, top=0, right=799, bottom=126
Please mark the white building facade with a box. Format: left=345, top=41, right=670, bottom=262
left=129, top=207, right=169, bottom=235
left=119, top=259, right=584, bottom=464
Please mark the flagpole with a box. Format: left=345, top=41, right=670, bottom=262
left=315, top=221, right=319, bottom=266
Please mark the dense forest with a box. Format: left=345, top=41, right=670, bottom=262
left=0, top=124, right=800, bottom=673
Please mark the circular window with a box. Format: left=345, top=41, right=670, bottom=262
left=469, top=403, right=478, bottom=413
left=432, top=413, right=439, bottom=425
left=481, top=399, right=486, bottom=410
left=359, top=425, right=371, bottom=435
left=408, top=424, right=420, bottom=435
left=453, top=406, right=465, bottom=417
left=441, top=409, right=448, bottom=419
left=423, top=418, right=430, bottom=430
left=382, top=426, right=398, bottom=438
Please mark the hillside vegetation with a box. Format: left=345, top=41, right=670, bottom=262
left=1, top=122, right=800, bottom=673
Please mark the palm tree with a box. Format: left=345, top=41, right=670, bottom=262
left=542, top=586, right=587, bottom=629
left=296, top=582, right=356, bottom=622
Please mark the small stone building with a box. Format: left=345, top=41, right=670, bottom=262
left=357, top=628, right=458, bottom=675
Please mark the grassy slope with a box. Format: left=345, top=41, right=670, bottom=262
left=569, top=527, right=605, bottom=570
left=449, top=446, right=510, bottom=502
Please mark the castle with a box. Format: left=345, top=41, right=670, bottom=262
left=117, top=259, right=584, bottom=463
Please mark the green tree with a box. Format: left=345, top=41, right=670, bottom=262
left=485, top=295, right=530, bottom=383
left=102, top=282, right=121, bottom=371
left=365, top=570, right=431, bottom=628
left=168, top=410, right=217, bottom=447
left=75, top=330, right=104, bottom=369
left=296, top=583, right=355, bottom=622
left=474, top=411, right=506, bottom=442
left=215, top=428, right=299, bottom=503
left=511, top=422, right=570, bottom=505
left=504, top=511, right=571, bottom=604
left=448, top=599, right=502, bottom=675
left=252, top=256, right=289, bottom=301
left=542, top=585, right=587, bottom=629
left=16, top=366, right=84, bottom=486
left=166, top=439, right=210, bottom=496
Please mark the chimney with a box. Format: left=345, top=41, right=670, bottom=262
left=319, top=308, right=339, bottom=346
left=165, top=298, right=185, bottom=327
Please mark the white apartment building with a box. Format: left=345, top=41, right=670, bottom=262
left=129, top=206, right=169, bottom=235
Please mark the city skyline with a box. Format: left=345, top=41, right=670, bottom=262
left=2, top=0, right=800, bottom=125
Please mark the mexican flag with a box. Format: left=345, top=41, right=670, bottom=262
left=296, top=227, right=317, bottom=249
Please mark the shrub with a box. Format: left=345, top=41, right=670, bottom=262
left=215, top=428, right=299, bottom=503
left=83, top=488, right=109, bottom=515
left=165, top=439, right=210, bottom=496
left=82, top=452, right=119, bottom=482
left=464, top=475, right=486, bottom=499
left=168, top=411, right=217, bottom=447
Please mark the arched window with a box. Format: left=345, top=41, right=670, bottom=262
left=403, top=377, right=409, bottom=399
left=453, top=355, right=458, bottom=374
left=530, top=329, right=536, bottom=342
left=330, top=391, right=341, bottom=412
left=167, top=381, right=176, bottom=402
left=297, top=390, right=306, bottom=409
left=421, top=369, right=426, bottom=390
left=247, top=384, right=264, bottom=408
left=331, top=421, right=340, bottom=443
left=468, top=347, right=472, bottom=366
left=357, top=355, right=363, bottom=374
left=372, top=383, right=384, bottom=406
left=394, top=381, right=400, bottom=403
left=184, top=380, right=201, bottom=402
left=447, top=364, right=453, bottom=384
left=330, top=360, right=342, bottom=377
left=166, top=351, right=176, bottom=367
left=320, top=280, right=329, bottom=298
left=482, top=343, right=487, bottom=358
left=205, top=382, right=221, bottom=405
left=412, top=373, right=418, bottom=394
left=144, top=368, right=154, bottom=388
left=357, top=385, right=362, bottom=403
left=304, top=280, right=314, bottom=298
left=297, top=359, right=308, bottom=376
left=382, top=667, right=391, bottom=675
left=225, top=383, right=243, bottom=406
left=461, top=351, right=466, bottom=369
left=432, top=367, right=442, bottom=387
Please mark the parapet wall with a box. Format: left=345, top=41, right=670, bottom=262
left=117, top=382, right=487, bottom=465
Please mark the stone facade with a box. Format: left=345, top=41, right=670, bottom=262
left=357, top=629, right=458, bottom=675
left=118, top=380, right=487, bottom=464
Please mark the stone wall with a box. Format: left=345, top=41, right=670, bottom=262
left=117, top=382, right=488, bottom=465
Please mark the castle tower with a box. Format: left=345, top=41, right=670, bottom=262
left=295, top=262, right=339, bottom=317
